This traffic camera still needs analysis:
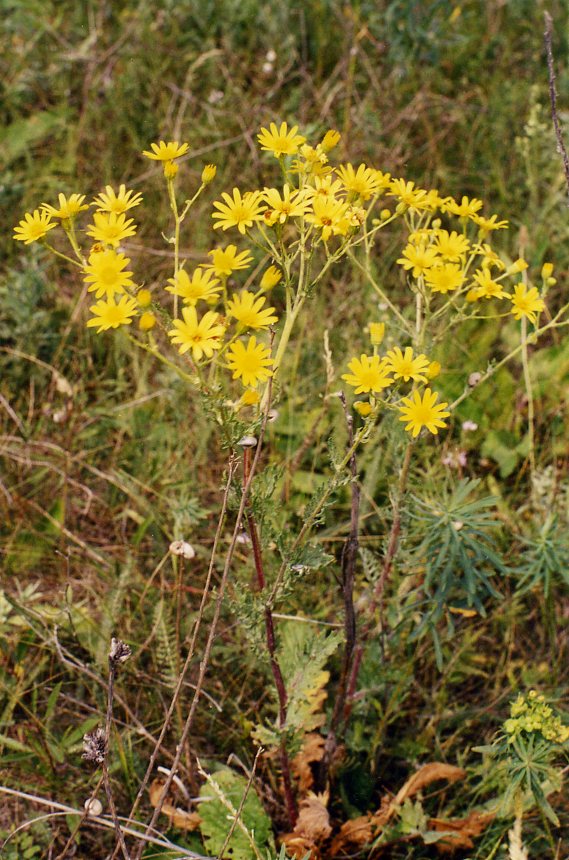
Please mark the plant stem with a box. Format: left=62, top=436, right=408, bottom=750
left=242, top=446, right=297, bottom=826
left=521, top=316, right=537, bottom=504
left=103, top=662, right=131, bottom=860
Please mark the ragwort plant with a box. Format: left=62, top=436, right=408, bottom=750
left=13, top=121, right=569, bottom=857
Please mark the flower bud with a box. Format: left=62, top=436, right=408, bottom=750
left=139, top=311, right=156, bottom=331
left=201, top=164, right=217, bottom=184
left=426, top=360, right=441, bottom=379
left=380, top=208, right=391, bottom=221
left=368, top=322, right=385, bottom=346
left=137, top=289, right=152, bottom=307
left=354, top=401, right=372, bottom=416
left=541, top=262, right=554, bottom=279
left=260, top=265, right=282, bottom=291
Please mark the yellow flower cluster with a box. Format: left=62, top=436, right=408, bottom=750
left=342, top=344, right=449, bottom=437
left=504, top=690, right=569, bottom=745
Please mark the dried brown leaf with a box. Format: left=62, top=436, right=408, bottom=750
left=294, top=791, right=332, bottom=842
left=281, top=833, right=320, bottom=860
left=394, top=762, right=466, bottom=806
left=291, top=733, right=326, bottom=795
left=330, top=814, right=374, bottom=855
left=428, top=811, right=495, bottom=853
left=149, top=778, right=201, bottom=831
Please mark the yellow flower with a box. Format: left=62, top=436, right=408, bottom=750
left=201, top=164, right=217, bottom=184
left=342, top=354, right=393, bottom=394
left=257, top=121, right=306, bottom=157
left=83, top=249, right=135, bottom=299
left=86, top=212, right=137, bottom=248
left=471, top=213, right=508, bottom=232
left=508, top=258, right=528, bottom=275
left=227, top=291, right=278, bottom=329
left=469, top=268, right=508, bottom=299
left=388, top=178, right=430, bottom=209
left=212, top=188, right=265, bottom=234
left=305, top=196, right=350, bottom=241
left=424, top=263, right=465, bottom=294
left=13, top=209, right=57, bottom=244
left=336, top=163, right=383, bottom=200
left=92, top=184, right=143, bottom=214
left=86, top=296, right=139, bottom=333
left=541, top=262, right=554, bottom=280
left=508, top=284, right=545, bottom=323
left=260, top=265, right=282, bottom=291
left=306, top=175, right=344, bottom=200
left=433, top=230, right=470, bottom=261
left=166, top=268, right=221, bottom=305
left=41, top=193, right=89, bottom=220
left=385, top=347, right=430, bottom=383
left=472, top=243, right=506, bottom=270
left=442, top=195, right=483, bottom=218
left=262, top=184, right=310, bottom=224
left=398, top=388, right=450, bottom=437
left=320, top=129, right=341, bottom=152
left=142, top=141, right=189, bottom=161
left=369, top=322, right=385, bottom=346
left=207, top=244, right=253, bottom=276
left=396, top=243, right=440, bottom=277
left=227, top=336, right=273, bottom=387
left=168, top=306, right=225, bottom=359
left=139, top=311, right=156, bottom=331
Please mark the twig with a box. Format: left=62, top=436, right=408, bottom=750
left=243, top=443, right=298, bottom=827
left=0, top=786, right=211, bottom=859
left=103, top=649, right=131, bottom=860
left=544, top=11, right=569, bottom=200
left=131, top=399, right=274, bottom=859
left=124, top=455, right=238, bottom=842
left=216, top=748, right=263, bottom=860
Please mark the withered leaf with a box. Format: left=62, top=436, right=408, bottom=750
left=428, top=811, right=495, bottom=853
left=149, top=778, right=201, bottom=831
left=291, top=732, right=326, bottom=795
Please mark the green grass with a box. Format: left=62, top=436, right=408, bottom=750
left=2, top=1, right=569, bottom=857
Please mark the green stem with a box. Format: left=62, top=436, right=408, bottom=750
left=521, top=316, right=536, bottom=504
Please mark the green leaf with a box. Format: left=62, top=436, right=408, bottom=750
left=198, top=767, right=272, bottom=860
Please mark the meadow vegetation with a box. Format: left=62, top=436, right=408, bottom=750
left=1, top=1, right=569, bottom=858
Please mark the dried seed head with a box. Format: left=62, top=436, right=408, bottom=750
left=169, top=540, right=196, bottom=559
left=84, top=797, right=103, bottom=816
left=109, top=638, right=132, bottom=665
left=82, top=728, right=106, bottom=764
left=237, top=435, right=257, bottom=448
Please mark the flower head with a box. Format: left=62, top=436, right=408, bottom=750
left=320, top=129, right=341, bottom=152
left=227, top=291, right=278, bottom=329
left=469, top=268, right=509, bottom=300
left=142, top=141, right=189, bottom=161
left=342, top=354, right=393, bottom=394
left=87, top=296, right=139, bottom=333
left=212, top=188, right=265, bottom=234
left=83, top=249, right=135, bottom=299
left=42, top=193, right=89, bottom=220
left=433, top=230, right=470, bottom=261
left=396, top=243, right=440, bottom=278
left=262, top=184, right=310, bottom=224
left=443, top=195, right=483, bottom=218
left=424, top=263, right=465, bottom=294
left=166, top=268, right=221, bottom=305
left=305, top=196, right=350, bottom=241
left=471, top=213, right=508, bottom=232
left=206, top=244, right=253, bottom=276
left=227, top=336, right=273, bottom=387
left=168, top=306, right=225, bottom=359
left=388, top=179, right=430, bottom=210
left=201, top=164, right=217, bottom=184
left=86, top=212, right=137, bottom=248
left=509, top=284, right=545, bottom=323
left=336, top=163, right=383, bottom=200
left=398, top=388, right=450, bottom=437
left=385, top=347, right=430, bottom=383
left=92, top=185, right=143, bottom=214
left=369, top=322, right=385, bottom=346
left=13, top=209, right=57, bottom=244
left=257, top=122, right=306, bottom=157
